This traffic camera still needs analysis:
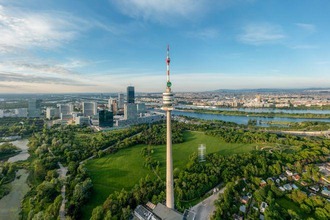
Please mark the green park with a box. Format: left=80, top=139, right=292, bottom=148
left=83, top=130, right=258, bottom=218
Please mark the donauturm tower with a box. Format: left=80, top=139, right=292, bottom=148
left=162, top=45, right=174, bottom=209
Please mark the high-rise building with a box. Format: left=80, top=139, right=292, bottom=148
left=99, top=110, right=113, bottom=127
left=108, top=98, right=118, bottom=115
left=59, top=104, right=72, bottom=115
left=137, top=103, right=146, bottom=114
left=82, top=102, right=97, bottom=116
left=118, top=93, right=124, bottom=109
left=127, top=86, right=135, bottom=104
left=162, top=45, right=175, bottom=209
left=28, top=99, right=41, bottom=118
left=108, top=98, right=113, bottom=110
left=124, top=103, right=137, bottom=120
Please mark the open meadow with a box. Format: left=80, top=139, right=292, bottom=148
left=83, top=131, right=258, bottom=218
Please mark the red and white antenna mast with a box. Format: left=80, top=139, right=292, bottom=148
left=166, top=45, right=171, bottom=85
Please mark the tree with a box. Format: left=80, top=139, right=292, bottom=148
left=300, top=204, right=311, bottom=214
left=91, top=206, right=103, bottom=220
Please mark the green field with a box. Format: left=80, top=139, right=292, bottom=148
left=83, top=131, right=257, bottom=218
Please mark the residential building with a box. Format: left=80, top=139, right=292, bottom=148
left=260, top=202, right=268, bottom=213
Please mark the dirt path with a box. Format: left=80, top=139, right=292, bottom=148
left=0, top=169, right=30, bottom=220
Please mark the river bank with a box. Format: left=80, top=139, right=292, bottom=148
left=177, top=108, right=330, bottom=119
left=171, top=110, right=330, bottom=127
left=6, top=139, right=30, bottom=163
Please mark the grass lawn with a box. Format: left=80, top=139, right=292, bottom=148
left=277, top=197, right=302, bottom=214
left=83, top=131, right=257, bottom=219
left=277, top=197, right=314, bottom=218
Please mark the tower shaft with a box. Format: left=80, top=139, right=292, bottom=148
left=166, top=109, right=174, bottom=208
left=162, top=45, right=174, bottom=209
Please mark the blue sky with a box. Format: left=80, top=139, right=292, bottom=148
left=0, top=0, right=329, bottom=93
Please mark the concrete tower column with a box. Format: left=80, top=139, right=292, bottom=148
left=166, top=109, right=174, bottom=209
left=163, top=45, right=174, bottom=209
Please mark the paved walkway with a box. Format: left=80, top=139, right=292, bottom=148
left=57, top=162, right=68, bottom=220
left=190, top=186, right=226, bottom=220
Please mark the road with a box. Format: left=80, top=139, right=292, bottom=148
left=190, top=186, right=226, bottom=220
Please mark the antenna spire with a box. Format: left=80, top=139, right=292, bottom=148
left=166, top=44, right=171, bottom=89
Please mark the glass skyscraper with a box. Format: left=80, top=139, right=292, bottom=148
left=127, top=86, right=135, bottom=104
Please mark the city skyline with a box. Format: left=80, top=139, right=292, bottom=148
left=0, top=0, right=330, bottom=93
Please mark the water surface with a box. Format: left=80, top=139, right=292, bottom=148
left=0, top=169, right=30, bottom=220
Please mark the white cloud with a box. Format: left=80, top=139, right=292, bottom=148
left=186, top=27, right=220, bottom=39
left=0, top=69, right=329, bottom=93
left=295, top=23, right=316, bottom=33
left=238, top=23, right=286, bottom=45
left=0, top=5, right=82, bottom=53
left=112, top=0, right=257, bottom=24
left=111, top=0, right=217, bottom=24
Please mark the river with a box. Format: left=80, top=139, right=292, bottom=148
left=177, top=105, right=330, bottom=114
left=172, top=110, right=330, bottom=126
left=0, top=139, right=30, bottom=220
left=0, top=169, right=30, bottom=220
left=4, top=139, right=30, bottom=163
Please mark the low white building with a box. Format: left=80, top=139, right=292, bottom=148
left=75, top=116, right=90, bottom=125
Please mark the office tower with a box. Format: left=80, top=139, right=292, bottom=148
left=118, top=93, right=124, bottom=109
left=162, top=45, right=174, bottom=209
left=99, top=110, right=114, bottom=127
left=127, top=86, right=135, bottom=104
left=28, top=98, right=41, bottom=118
left=124, top=103, right=137, bottom=120
left=82, top=102, right=97, bottom=116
